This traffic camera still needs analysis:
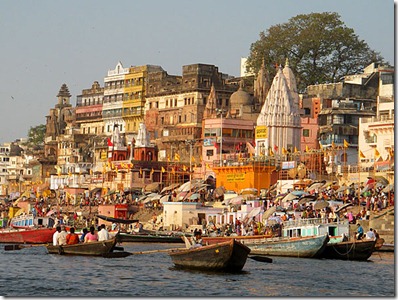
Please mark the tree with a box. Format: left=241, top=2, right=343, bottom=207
left=246, top=12, right=387, bottom=92
left=27, top=124, right=46, bottom=146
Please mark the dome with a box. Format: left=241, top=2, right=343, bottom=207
left=230, top=84, right=252, bottom=106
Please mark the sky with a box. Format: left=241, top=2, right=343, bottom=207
left=0, top=0, right=394, bottom=143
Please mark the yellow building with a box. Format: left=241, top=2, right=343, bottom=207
left=123, top=65, right=163, bottom=139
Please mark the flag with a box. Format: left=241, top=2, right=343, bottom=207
left=191, top=156, right=196, bottom=163
left=319, top=142, right=323, bottom=149
left=89, top=169, right=93, bottom=175
left=174, top=153, right=180, bottom=162
left=206, top=163, right=210, bottom=169
left=331, top=141, right=336, bottom=149
left=294, top=147, right=299, bottom=154
left=282, top=147, right=288, bottom=155
left=344, top=139, right=349, bottom=148
left=182, top=165, right=187, bottom=171
left=359, top=150, right=366, bottom=159
left=274, top=145, right=278, bottom=152
left=107, top=137, right=113, bottom=147
left=374, top=148, right=380, bottom=158
left=269, top=148, right=274, bottom=156
left=305, top=145, right=310, bottom=153
left=167, top=155, right=170, bottom=162
left=139, top=168, right=143, bottom=175
left=171, top=167, right=175, bottom=174
left=388, top=148, right=394, bottom=159
left=161, top=166, right=165, bottom=173
left=150, top=168, right=154, bottom=175
left=214, top=141, right=219, bottom=150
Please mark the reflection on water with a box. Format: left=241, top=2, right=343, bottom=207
left=0, top=242, right=394, bottom=297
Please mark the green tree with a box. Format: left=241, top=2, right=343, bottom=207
left=246, top=12, right=387, bottom=92
left=27, top=124, right=46, bottom=146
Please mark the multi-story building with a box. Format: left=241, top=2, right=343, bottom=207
left=311, top=63, right=385, bottom=176
left=145, top=63, right=237, bottom=165
left=123, top=65, right=163, bottom=142
left=0, top=143, right=10, bottom=196
left=103, top=61, right=129, bottom=138
left=76, top=81, right=104, bottom=136
left=358, top=64, right=394, bottom=183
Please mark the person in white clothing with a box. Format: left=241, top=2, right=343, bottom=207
left=365, top=228, right=376, bottom=240
left=98, top=224, right=110, bottom=241
left=52, top=226, right=61, bottom=246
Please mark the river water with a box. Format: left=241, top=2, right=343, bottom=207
left=0, top=242, right=394, bottom=297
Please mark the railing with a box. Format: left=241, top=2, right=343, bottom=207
left=282, top=218, right=349, bottom=228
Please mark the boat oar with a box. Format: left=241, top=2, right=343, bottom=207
left=4, top=244, right=47, bottom=251
left=103, top=247, right=187, bottom=258
left=248, top=255, right=273, bottom=263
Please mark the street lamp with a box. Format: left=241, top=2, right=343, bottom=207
left=215, top=108, right=226, bottom=166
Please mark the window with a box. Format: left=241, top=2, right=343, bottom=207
left=303, top=129, right=310, bottom=137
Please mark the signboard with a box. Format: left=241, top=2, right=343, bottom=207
left=226, top=173, right=246, bottom=182
left=204, top=138, right=215, bottom=147
left=255, top=126, right=268, bottom=139
left=282, top=161, right=296, bottom=170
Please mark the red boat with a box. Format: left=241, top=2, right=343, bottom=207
left=0, top=214, right=56, bottom=244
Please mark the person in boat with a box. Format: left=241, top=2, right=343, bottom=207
left=66, top=227, right=80, bottom=245
left=356, top=223, right=364, bottom=240
left=57, top=226, right=68, bottom=246
left=98, top=224, right=110, bottom=241
left=79, top=228, right=88, bottom=243
left=84, top=226, right=98, bottom=243
left=365, top=228, right=376, bottom=240
left=191, top=229, right=203, bottom=248
left=53, top=226, right=62, bottom=246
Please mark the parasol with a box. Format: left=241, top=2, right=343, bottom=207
left=382, top=184, right=394, bottom=193
left=262, top=206, right=277, bottom=221
left=335, top=202, right=353, bottom=213
left=297, top=195, right=317, bottom=205
left=160, top=183, right=181, bottom=194
left=246, top=207, right=263, bottom=219
left=282, top=193, right=299, bottom=202
left=160, top=195, right=170, bottom=203
left=229, top=195, right=244, bottom=205
left=313, top=200, right=329, bottom=210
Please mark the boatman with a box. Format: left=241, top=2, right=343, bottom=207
left=356, top=223, right=364, bottom=240
left=191, top=229, right=203, bottom=248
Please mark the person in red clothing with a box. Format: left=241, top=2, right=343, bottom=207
left=66, top=227, right=80, bottom=245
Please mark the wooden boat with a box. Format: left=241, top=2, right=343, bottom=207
left=321, top=238, right=377, bottom=261
left=46, top=237, right=117, bottom=256
left=116, top=232, right=184, bottom=243
left=239, top=234, right=329, bottom=258
left=97, top=214, right=139, bottom=224
left=203, top=234, right=272, bottom=245
left=169, top=239, right=251, bottom=272
left=281, top=218, right=377, bottom=260
left=0, top=214, right=56, bottom=244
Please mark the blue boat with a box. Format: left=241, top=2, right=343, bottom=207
left=238, top=234, right=329, bottom=258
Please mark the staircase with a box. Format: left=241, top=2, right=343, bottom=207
left=370, top=207, right=394, bottom=245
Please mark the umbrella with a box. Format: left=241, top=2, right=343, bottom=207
left=160, top=195, right=170, bottom=203
left=262, top=206, right=277, bottom=221
left=291, top=190, right=309, bottom=196
left=336, top=185, right=350, bottom=193
left=282, top=193, right=299, bottom=202
left=229, top=195, right=244, bottom=205
left=160, top=183, right=181, bottom=194
left=382, top=184, right=394, bottom=193
left=297, top=195, right=317, bottom=205
left=246, top=207, right=263, bottom=219
left=314, top=200, right=329, bottom=210
left=335, top=202, right=353, bottom=213
left=189, top=193, right=200, bottom=200
left=214, top=186, right=226, bottom=198
left=240, top=188, right=258, bottom=195
left=46, top=210, right=55, bottom=216
left=372, top=176, right=389, bottom=186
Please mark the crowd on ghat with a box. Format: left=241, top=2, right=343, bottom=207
left=0, top=178, right=394, bottom=241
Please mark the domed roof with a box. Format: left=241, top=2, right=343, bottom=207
left=230, top=81, right=251, bottom=106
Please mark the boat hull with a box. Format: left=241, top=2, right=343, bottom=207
left=116, top=233, right=183, bottom=243
left=240, top=234, right=329, bottom=258
left=46, top=238, right=117, bottom=256
left=0, top=227, right=56, bottom=244
left=321, top=239, right=377, bottom=261
left=169, top=239, right=251, bottom=272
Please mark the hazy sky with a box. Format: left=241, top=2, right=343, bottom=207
left=0, top=0, right=394, bottom=143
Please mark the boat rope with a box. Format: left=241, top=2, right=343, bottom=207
left=330, top=241, right=355, bottom=256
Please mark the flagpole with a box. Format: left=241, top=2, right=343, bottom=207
left=358, top=150, right=361, bottom=206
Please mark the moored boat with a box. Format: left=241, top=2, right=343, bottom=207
left=169, top=239, right=251, bottom=272
left=321, top=238, right=377, bottom=261
left=116, top=232, right=184, bottom=243
left=282, top=218, right=378, bottom=260
left=239, top=234, right=329, bottom=258
left=46, top=237, right=117, bottom=256
left=0, top=214, right=56, bottom=244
